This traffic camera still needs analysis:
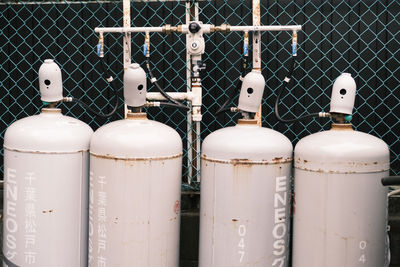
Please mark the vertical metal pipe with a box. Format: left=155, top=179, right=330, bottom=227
left=123, top=0, right=131, bottom=117
left=193, top=2, right=201, bottom=183
left=252, top=0, right=262, bottom=126
left=185, top=1, right=201, bottom=184
left=185, top=1, right=193, bottom=184
left=195, top=120, right=201, bottom=182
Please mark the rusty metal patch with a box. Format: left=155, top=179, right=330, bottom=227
left=295, top=157, right=389, bottom=174
left=202, top=155, right=292, bottom=165
left=3, top=146, right=89, bottom=154
left=90, top=152, right=183, bottom=161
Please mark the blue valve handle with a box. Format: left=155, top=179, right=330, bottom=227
left=243, top=43, right=248, bottom=56
left=345, top=115, right=352, bottom=122
left=96, top=43, right=101, bottom=57
left=143, top=44, right=148, bottom=57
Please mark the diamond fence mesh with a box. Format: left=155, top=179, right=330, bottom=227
left=1, top=0, right=400, bottom=188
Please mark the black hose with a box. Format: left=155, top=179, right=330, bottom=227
left=216, top=56, right=248, bottom=115
left=159, top=101, right=191, bottom=110
left=274, top=56, right=321, bottom=123
left=69, top=57, right=119, bottom=118
left=145, top=58, right=189, bottom=111
left=216, top=105, right=234, bottom=115
left=382, top=176, right=400, bottom=186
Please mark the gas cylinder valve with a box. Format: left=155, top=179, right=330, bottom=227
left=329, top=73, right=356, bottom=123
left=39, top=59, right=63, bottom=104
left=124, top=63, right=147, bottom=108
left=237, top=70, right=266, bottom=115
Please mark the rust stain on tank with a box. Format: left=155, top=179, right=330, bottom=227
left=91, top=152, right=182, bottom=161
left=42, top=209, right=54, bottom=214
left=4, top=147, right=88, bottom=154
left=271, top=157, right=292, bottom=164
left=231, top=158, right=252, bottom=166
left=273, top=157, right=282, bottom=161
left=296, top=157, right=389, bottom=173
left=202, top=155, right=292, bottom=165
left=310, top=167, right=387, bottom=174
left=232, top=219, right=238, bottom=222
left=335, top=232, right=355, bottom=241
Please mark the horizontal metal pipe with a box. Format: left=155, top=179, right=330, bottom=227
left=95, top=27, right=164, bottom=33
left=95, top=24, right=302, bottom=34
left=229, top=25, right=302, bottom=32
left=146, top=92, right=192, bottom=101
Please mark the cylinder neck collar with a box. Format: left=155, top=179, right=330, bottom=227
left=126, top=112, right=147, bottom=120
left=330, top=123, right=353, bottom=131
left=41, top=108, right=62, bottom=114
left=237, top=119, right=258, bottom=126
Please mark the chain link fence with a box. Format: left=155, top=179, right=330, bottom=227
left=1, top=0, right=400, bottom=187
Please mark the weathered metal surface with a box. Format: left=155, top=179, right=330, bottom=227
left=90, top=152, right=182, bottom=161
left=295, top=156, right=389, bottom=174
left=199, top=121, right=292, bottom=267
left=89, top=156, right=182, bottom=267
left=292, top=125, right=390, bottom=267
left=4, top=108, right=93, bottom=153
left=4, top=148, right=88, bottom=154
left=293, top=170, right=389, bottom=267
left=202, top=155, right=292, bottom=165
left=89, top=115, right=182, bottom=267
left=90, top=115, right=182, bottom=159
left=200, top=120, right=293, bottom=162
left=3, top=108, right=92, bottom=266
left=252, top=0, right=262, bottom=126
left=294, top=124, right=390, bottom=173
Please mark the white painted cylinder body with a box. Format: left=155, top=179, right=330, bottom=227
left=199, top=120, right=293, bottom=267
left=89, top=113, right=182, bottom=267
left=292, top=124, right=390, bottom=267
left=3, top=108, right=93, bottom=266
